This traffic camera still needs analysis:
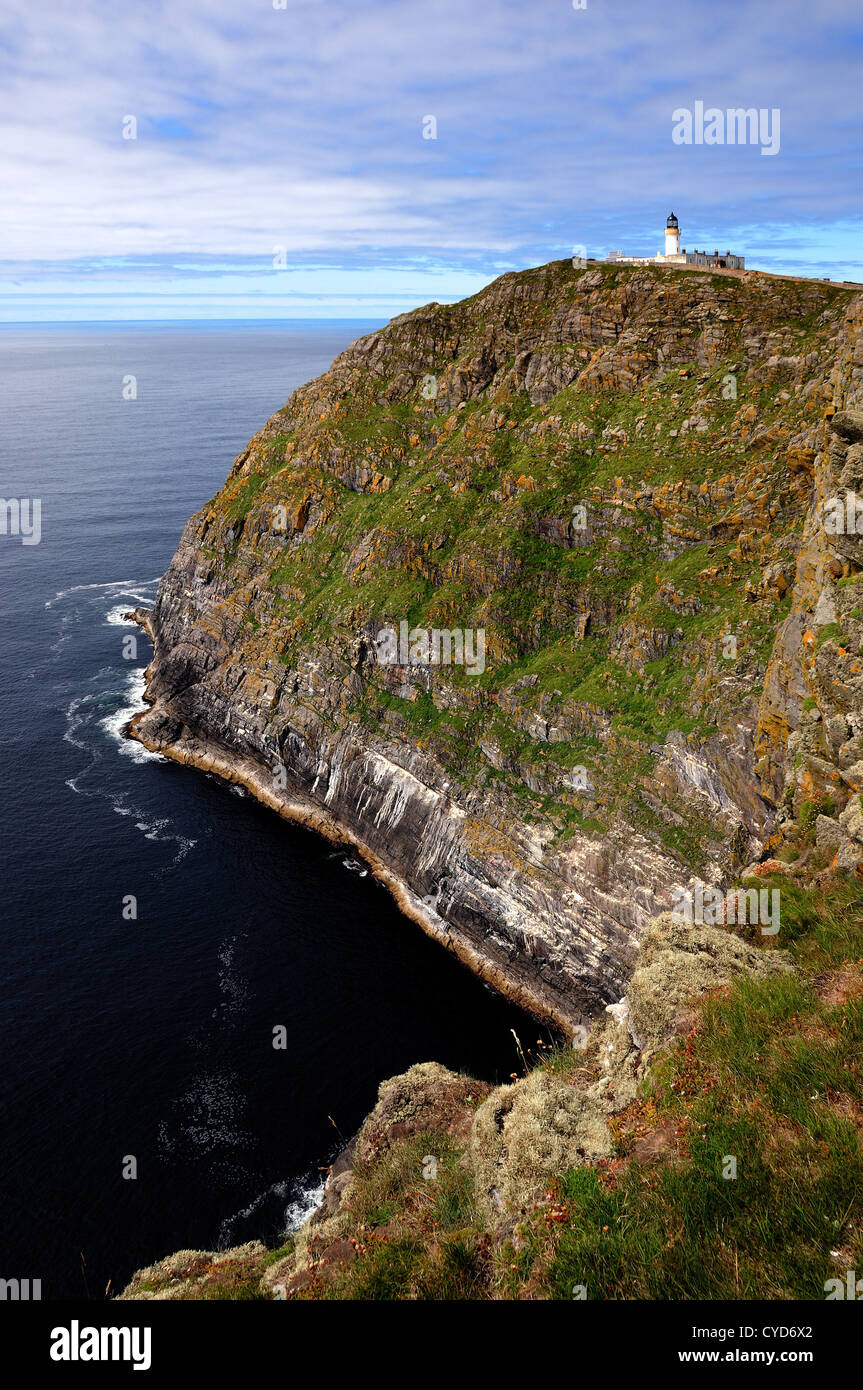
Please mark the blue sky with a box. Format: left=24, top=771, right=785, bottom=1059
left=1, top=0, right=861, bottom=320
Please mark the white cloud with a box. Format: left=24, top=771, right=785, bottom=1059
left=0, top=0, right=860, bottom=312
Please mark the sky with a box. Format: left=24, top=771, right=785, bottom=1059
left=1, top=0, right=861, bottom=321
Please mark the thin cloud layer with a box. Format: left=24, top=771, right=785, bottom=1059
left=1, top=0, right=861, bottom=317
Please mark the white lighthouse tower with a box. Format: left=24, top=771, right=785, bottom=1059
left=605, top=212, right=743, bottom=269
left=664, top=211, right=680, bottom=258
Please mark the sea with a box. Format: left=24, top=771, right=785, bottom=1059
left=0, top=322, right=541, bottom=1299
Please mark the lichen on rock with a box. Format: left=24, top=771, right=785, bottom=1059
left=625, top=911, right=793, bottom=1053
left=470, top=1070, right=616, bottom=1221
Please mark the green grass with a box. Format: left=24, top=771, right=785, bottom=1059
left=516, top=877, right=863, bottom=1299
left=816, top=622, right=850, bottom=649
left=301, top=1131, right=492, bottom=1301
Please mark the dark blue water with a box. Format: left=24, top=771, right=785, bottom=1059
left=0, top=323, right=540, bottom=1300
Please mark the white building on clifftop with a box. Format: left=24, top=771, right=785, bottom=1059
left=606, top=213, right=744, bottom=270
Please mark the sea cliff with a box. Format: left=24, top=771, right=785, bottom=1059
left=122, top=260, right=863, bottom=1299
left=129, top=261, right=863, bottom=1024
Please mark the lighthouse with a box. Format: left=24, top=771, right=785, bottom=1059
left=604, top=213, right=744, bottom=269
left=665, top=211, right=680, bottom=258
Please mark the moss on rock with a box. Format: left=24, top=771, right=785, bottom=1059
left=470, top=1070, right=616, bottom=1221
left=626, top=910, right=793, bottom=1052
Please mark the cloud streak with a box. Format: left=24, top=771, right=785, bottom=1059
left=1, top=0, right=861, bottom=316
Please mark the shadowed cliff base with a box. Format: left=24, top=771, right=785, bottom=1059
left=126, top=677, right=573, bottom=1032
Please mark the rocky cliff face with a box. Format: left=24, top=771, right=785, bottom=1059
left=129, top=259, right=863, bottom=1031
